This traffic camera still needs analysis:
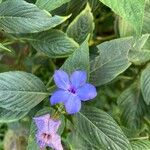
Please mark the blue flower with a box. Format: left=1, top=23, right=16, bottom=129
left=34, top=114, right=63, bottom=150
left=50, top=70, right=97, bottom=114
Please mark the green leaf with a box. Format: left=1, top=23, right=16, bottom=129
left=118, top=0, right=150, bottom=49
left=0, top=107, right=28, bottom=123
left=61, top=36, right=89, bottom=74
left=90, top=37, right=133, bottom=86
left=0, top=43, right=11, bottom=52
left=118, top=83, right=148, bottom=129
left=99, top=0, right=145, bottom=35
left=0, top=71, right=49, bottom=111
left=68, top=131, right=102, bottom=150
left=131, top=140, right=150, bottom=150
left=128, top=34, right=150, bottom=65
left=67, top=3, right=94, bottom=44
left=0, top=0, right=69, bottom=33
left=36, top=0, right=70, bottom=12
left=141, top=64, right=150, bottom=105
left=75, top=106, right=132, bottom=150
left=27, top=107, right=65, bottom=150
left=129, top=49, right=150, bottom=65
left=29, top=29, right=79, bottom=58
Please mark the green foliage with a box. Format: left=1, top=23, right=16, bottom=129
left=30, top=29, right=79, bottom=58
left=0, top=71, right=49, bottom=111
left=67, top=3, right=94, bottom=44
left=73, top=106, right=132, bottom=150
left=90, top=37, right=133, bottom=86
left=118, top=83, right=148, bottom=129
left=62, top=36, right=89, bottom=73
left=99, top=0, right=145, bottom=36
left=141, top=64, right=150, bottom=105
left=0, top=43, right=11, bottom=52
left=0, top=0, right=69, bottom=33
left=36, top=0, right=71, bottom=12
left=131, top=140, right=150, bottom=149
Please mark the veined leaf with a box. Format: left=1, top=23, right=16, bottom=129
left=118, top=0, right=150, bottom=49
left=0, top=107, right=28, bottom=123
left=90, top=37, right=133, bottom=86
left=36, top=0, right=70, bottom=12
left=129, top=49, right=150, bottom=65
left=98, top=0, right=145, bottom=35
left=67, top=3, right=94, bottom=44
left=141, top=64, right=150, bottom=105
left=0, top=43, right=11, bottom=52
left=128, top=34, right=150, bottom=65
left=30, top=30, right=79, bottom=58
left=0, top=71, right=49, bottom=111
left=75, top=106, right=132, bottom=150
left=61, top=36, right=89, bottom=74
left=68, top=131, right=103, bottom=150
left=118, top=83, right=148, bottom=129
left=131, top=140, right=150, bottom=150
left=0, top=0, right=69, bottom=33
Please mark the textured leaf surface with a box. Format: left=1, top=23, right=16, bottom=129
left=131, top=140, right=150, bottom=150
left=118, top=0, right=150, bottom=49
left=99, top=0, right=145, bottom=35
left=141, top=64, right=150, bottom=105
left=118, top=83, right=148, bottom=129
left=129, top=49, right=150, bottom=65
left=30, top=30, right=79, bottom=58
left=75, top=106, right=132, bottom=150
left=68, top=131, right=102, bottom=150
left=0, top=71, right=48, bottom=111
left=0, top=43, right=11, bottom=52
left=0, top=0, right=69, bottom=33
left=128, top=34, right=150, bottom=65
left=67, top=3, right=94, bottom=44
left=62, top=36, right=89, bottom=74
left=90, top=37, right=133, bottom=86
left=0, top=107, right=28, bottom=123
left=36, top=0, right=70, bottom=11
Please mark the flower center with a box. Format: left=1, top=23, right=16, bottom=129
left=41, top=133, right=51, bottom=143
left=68, top=87, right=76, bottom=94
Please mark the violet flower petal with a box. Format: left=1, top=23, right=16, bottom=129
left=64, top=94, right=81, bottom=114
left=48, top=134, right=63, bottom=150
left=54, top=70, right=70, bottom=90
left=76, top=83, right=97, bottom=101
left=33, top=114, right=50, bottom=132
left=50, top=90, right=70, bottom=105
left=70, top=71, right=87, bottom=89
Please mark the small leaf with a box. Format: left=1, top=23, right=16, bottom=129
left=61, top=36, right=89, bottom=74
left=36, top=0, right=71, bottom=12
left=0, top=43, right=11, bottom=52
left=0, top=107, right=28, bottom=123
left=128, top=34, right=150, bottom=65
left=90, top=37, right=133, bottom=86
left=98, top=0, right=145, bottom=36
left=30, top=29, right=79, bottom=58
left=118, top=83, right=148, bottom=129
left=0, top=0, right=69, bottom=33
left=131, top=140, right=150, bottom=150
left=141, top=64, right=150, bottom=105
left=67, top=3, right=94, bottom=44
left=129, top=49, right=150, bottom=65
left=75, top=106, right=132, bottom=150
left=0, top=71, right=49, bottom=111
